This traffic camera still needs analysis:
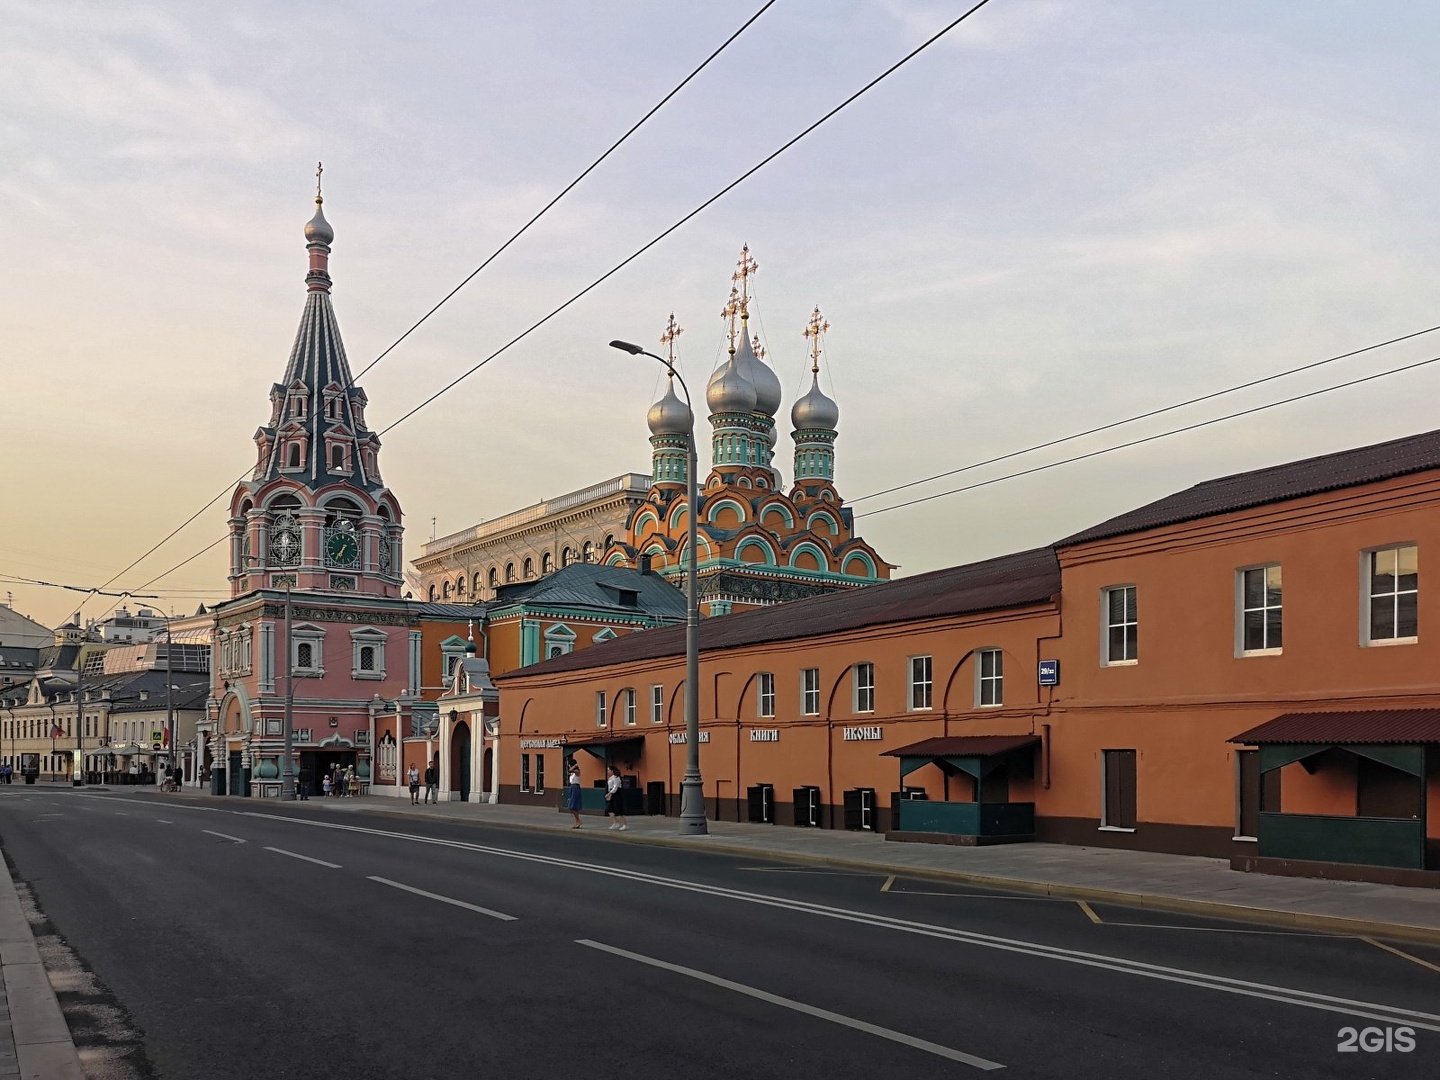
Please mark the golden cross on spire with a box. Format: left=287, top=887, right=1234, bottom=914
left=732, top=243, right=758, bottom=319
left=720, top=285, right=741, bottom=352
left=803, top=306, right=830, bottom=373
left=659, top=312, right=684, bottom=366
left=751, top=333, right=766, bottom=361
left=315, top=161, right=324, bottom=204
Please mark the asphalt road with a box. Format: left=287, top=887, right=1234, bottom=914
left=0, top=788, right=1436, bottom=1080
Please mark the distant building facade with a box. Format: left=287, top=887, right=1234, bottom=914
left=412, top=474, right=651, bottom=604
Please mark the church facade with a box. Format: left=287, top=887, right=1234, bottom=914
left=203, top=182, right=416, bottom=797
left=603, top=249, right=891, bottom=615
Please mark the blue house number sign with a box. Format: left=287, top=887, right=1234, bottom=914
left=1038, top=660, right=1060, bottom=687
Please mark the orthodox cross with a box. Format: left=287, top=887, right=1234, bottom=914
left=315, top=161, right=324, bottom=202
left=732, top=243, right=758, bottom=318
left=803, top=306, right=830, bottom=373
left=751, top=333, right=766, bottom=361
left=720, top=285, right=741, bottom=352
left=660, top=312, right=684, bottom=365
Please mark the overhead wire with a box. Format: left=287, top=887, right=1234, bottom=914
left=863, top=352, right=1440, bottom=518
left=77, top=2, right=779, bottom=615
left=851, top=323, right=1440, bottom=504
left=128, top=0, right=1002, bottom=594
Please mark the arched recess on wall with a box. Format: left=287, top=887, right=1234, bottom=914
left=808, top=511, right=840, bottom=536
left=757, top=501, right=795, bottom=530
left=708, top=498, right=747, bottom=528
left=939, top=648, right=979, bottom=714
left=734, top=536, right=776, bottom=565
left=634, top=511, right=660, bottom=536
left=728, top=671, right=761, bottom=720
left=789, top=540, right=828, bottom=572
left=842, top=551, right=877, bottom=578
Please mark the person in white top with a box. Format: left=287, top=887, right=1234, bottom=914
left=605, top=765, right=627, bottom=830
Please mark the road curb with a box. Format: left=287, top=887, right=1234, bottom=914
left=0, top=858, right=85, bottom=1080
left=171, top=791, right=1440, bottom=948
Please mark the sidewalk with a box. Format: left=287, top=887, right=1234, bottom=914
left=240, top=792, right=1440, bottom=946
left=0, top=861, right=83, bottom=1080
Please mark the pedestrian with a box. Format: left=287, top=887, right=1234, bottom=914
left=408, top=763, right=421, bottom=805
left=298, top=767, right=311, bottom=800
left=605, top=765, right=627, bottom=831
left=344, top=764, right=357, bottom=797
left=322, top=774, right=332, bottom=798
left=424, top=759, right=438, bottom=804
left=565, top=760, right=582, bottom=828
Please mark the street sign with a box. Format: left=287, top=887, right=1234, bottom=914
left=1038, top=659, right=1060, bottom=687
left=151, top=742, right=162, bottom=751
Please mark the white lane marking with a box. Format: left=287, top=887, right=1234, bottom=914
left=366, top=876, right=516, bottom=921
left=578, top=938, right=1003, bottom=1070
left=202, top=830, right=247, bottom=844
left=236, top=811, right=1440, bottom=1032
left=156, top=820, right=173, bottom=825
left=264, top=846, right=341, bottom=869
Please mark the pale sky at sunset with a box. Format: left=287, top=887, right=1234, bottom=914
left=4, top=1, right=1440, bottom=629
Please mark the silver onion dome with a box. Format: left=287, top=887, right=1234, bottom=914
left=647, top=377, right=692, bottom=436
left=733, top=329, right=782, bottom=417
left=305, top=200, right=334, bottom=246
left=706, top=351, right=758, bottom=414
left=791, top=372, right=839, bottom=431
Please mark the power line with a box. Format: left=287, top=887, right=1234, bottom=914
left=127, top=0, right=1001, bottom=593
left=82, top=6, right=775, bottom=612
left=851, top=323, right=1440, bottom=504
left=0, top=575, right=159, bottom=600
left=863, top=352, right=1440, bottom=518
left=377, top=0, right=998, bottom=435
left=349, top=0, right=779, bottom=387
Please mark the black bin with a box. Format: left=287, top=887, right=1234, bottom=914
left=646, top=781, right=667, bottom=816
left=747, top=783, right=774, bottom=824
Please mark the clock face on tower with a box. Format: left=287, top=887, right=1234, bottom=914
left=326, top=528, right=359, bottom=567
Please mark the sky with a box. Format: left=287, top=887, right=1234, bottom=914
left=4, top=0, right=1440, bottom=629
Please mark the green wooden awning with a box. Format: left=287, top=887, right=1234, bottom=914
left=881, top=735, right=1040, bottom=779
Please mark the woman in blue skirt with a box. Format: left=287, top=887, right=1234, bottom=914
left=564, top=760, right=583, bottom=828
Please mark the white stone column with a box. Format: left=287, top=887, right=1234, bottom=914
left=487, top=729, right=500, bottom=804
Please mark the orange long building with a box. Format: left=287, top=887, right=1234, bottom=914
left=496, top=428, right=1440, bottom=887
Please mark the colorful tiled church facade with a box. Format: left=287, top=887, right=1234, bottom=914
left=604, top=250, right=891, bottom=615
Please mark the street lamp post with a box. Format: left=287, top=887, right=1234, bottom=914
left=73, top=632, right=85, bottom=787
left=609, top=339, right=707, bottom=836
left=281, top=577, right=296, bottom=801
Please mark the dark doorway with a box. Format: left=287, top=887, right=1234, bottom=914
left=303, top=750, right=358, bottom=795
left=452, top=721, right=471, bottom=801
left=481, top=748, right=493, bottom=800
left=1103, top=749, right=1137, bottom=829
left=227, top=751, right=249, bottom=797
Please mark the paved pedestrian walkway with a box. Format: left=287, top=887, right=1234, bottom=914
left=0, top=858, right=83, bottom=1080
left=254, top=791, right=1440, bottom=945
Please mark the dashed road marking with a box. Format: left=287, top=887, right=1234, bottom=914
left=578, top=938, right=1004, bottom=1070
left=202, top=830, right=247, bottom=844
left=367, top=876, right=516, bottom=921
left=265, top=846, right=341, bottom=869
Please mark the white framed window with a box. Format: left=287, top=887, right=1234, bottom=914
left=623, top=688, right=637, bottom=726
left=909, top=655, right=933, bottom=711
left=757, top=672, right=776, bottom=717
left=1103, top=585, right=1138, bottom=664
left=350, top=626, right=386, bottom=680
left=291, top=624, right=325, bottom=675
left=801, top=668, right=820, bottom=716
left=1365, top=544, right=1417, bottom=645
left=1238, top=566, right=1282, bottom=655
left=595, top=691, right=607, bottom=728
left=977, top=648, right=1003, bottom=707
left=853, top=662, right=875, bottom=713
left=650, top=684, right=664, bottom=723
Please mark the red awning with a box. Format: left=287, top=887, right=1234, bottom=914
left=1229, top=709, right=1440, bottom=745
left=881, top=735, right=1039, bottom=758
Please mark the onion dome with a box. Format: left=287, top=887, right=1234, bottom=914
left=733, top=328, right=782, bottom=417
left=305, top=200, right=334, bottom=246
left=647, top=375, right=692, bottom=436
left=706, top=350, right=758, bottom=414
left=791, top=372, right=839, bottom=431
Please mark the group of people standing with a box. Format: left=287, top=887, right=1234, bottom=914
left=321, top=764, right=358, bottom=798
left=564, top=762, right=628, bottom=830
left=407, top=759, right=440, bottom=805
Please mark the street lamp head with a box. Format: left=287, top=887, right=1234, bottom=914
left=609, top=339, right=645, bottom=355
